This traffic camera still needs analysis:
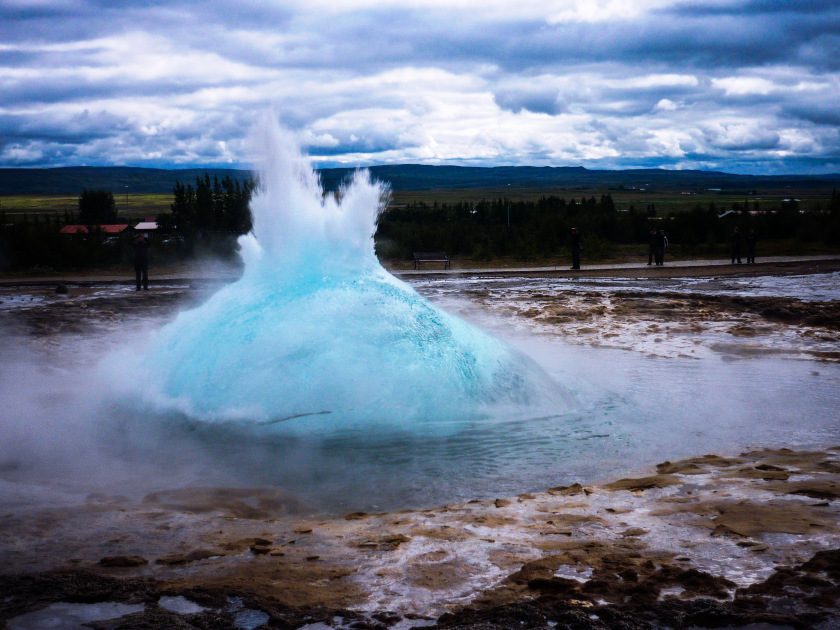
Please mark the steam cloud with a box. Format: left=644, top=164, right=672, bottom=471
left=116, top=116, right=562, bottom=428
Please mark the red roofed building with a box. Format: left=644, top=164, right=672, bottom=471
left=60, top=224, right=129, bottom=234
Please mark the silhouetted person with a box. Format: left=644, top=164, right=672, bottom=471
left=731, top=227, right=742, bottom=264
left=648, top=229, right=656, bottom=265
left=131, top=232, right=150, bottom=290
left=745, top=228, right=757, bottom=264
left=654, top=229, right=667, bottom=266
left=570, top=227, right=581, bottom=270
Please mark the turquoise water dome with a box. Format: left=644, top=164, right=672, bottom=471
left=139, top=119, right=563, bottom=431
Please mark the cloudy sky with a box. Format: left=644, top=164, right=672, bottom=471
left=2, top=0, right=839, bottom=174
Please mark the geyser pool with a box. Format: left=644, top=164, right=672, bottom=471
left=128, top=120, right=564, bottom=428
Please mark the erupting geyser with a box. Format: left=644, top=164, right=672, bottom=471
left=135, top=119, right=561, bottom=429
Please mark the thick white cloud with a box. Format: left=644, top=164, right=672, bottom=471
left=546, top=0, right=674, bottom=24
left=0, top=0, right=839, bottom=173
left=655, top=99, right=680, bottom=111
left=712, top=76, right=777, bottom=96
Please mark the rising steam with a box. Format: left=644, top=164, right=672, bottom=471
left=126, top=117, right=561, bottom=428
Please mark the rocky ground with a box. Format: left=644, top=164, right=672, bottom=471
left=464, top=286, right=840, bottom=362
left=1, top=447, right=839, bottom=629
left=1, top=260, right=839, bottom=629
left=425, top=259, right=840, bottom=363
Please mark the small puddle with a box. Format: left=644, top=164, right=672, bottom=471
left=7, top=601, right=144, bottom=629
left=158, top=595, right=207, bottom=614
left=228, top=596, right=270, bottom=629
left=233, top=608, right=270, bottom=629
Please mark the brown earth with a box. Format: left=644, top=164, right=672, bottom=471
left=452, top=260, right=840, bottom=361
left=1, top=447, right=839, bottom=629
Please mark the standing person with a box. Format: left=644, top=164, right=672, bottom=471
left=731, top=227, right=742, bottom=264
left=745, top=228, right=757, bottom=264
left=570, top=227, right=581, bottom=270
left=131, top=231, right=150, bottom=291
left=647, top=229, right=656, bottom=265
left=654, top=228, right=667, bottom=266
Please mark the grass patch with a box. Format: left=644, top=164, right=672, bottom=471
left=0, top=194, right=172, bottom=221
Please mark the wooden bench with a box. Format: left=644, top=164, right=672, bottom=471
left=413, top=252, right=451, bottom=270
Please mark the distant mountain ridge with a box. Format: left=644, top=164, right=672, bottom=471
left=0, top=167, right=250, bottom=196
left=1, top=164, right=838, bottom=196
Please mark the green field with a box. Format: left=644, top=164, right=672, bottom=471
left=0, top=193, right=172, bottom=222
left=1, top=185, right=834, bottom=223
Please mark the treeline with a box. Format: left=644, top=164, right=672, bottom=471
left=162, top=173, right=254, bottom=234
left=156, top=172, right=255, bottom=257
left=377, top=195, right=623, bottom=260
left=0, top=172, right=255, bottom=271
left=375, top=192, right=840, bottom=260
left=661, top=197, right=840, bottom=253
left=0, top=210, right=127, bottom=271
left=77, top=188, right=118, bottom=224
left=3, top=181, right=840, bottom=272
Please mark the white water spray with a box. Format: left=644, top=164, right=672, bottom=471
left=134, top=118, right=561, bottom=429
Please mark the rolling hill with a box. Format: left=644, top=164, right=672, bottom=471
left=1, top=164, right=838, bottom=196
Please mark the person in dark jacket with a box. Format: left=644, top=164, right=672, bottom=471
left=745, top=228, right=757, bottom=264
left=570, top=227, right=581, bottom=270
left=131, top=232, right=150, bottom=290
left=654, top=229, right=667, bottom=266
left=731, top=227, right=742, bottom=264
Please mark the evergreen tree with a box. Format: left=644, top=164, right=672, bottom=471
left=194, top=173, right=214, bottom=231
left=170, top=181, right=196, bottom=230
left=78, top=188, right=117, bottom=225
left=162, top=172, right=255, bottom=258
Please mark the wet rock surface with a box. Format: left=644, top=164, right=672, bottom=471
left=413, top=259, right=840, bottom=361
left=0, top=283, right=208, bottom=337
left=465, top=287, right=840, bottom=361
left=0, top=571, right=349, bottom=630
left=2, top=543, right=838, bottom=628
left=2, top=448, right=839, bottom=628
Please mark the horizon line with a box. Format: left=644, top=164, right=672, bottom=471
left=2, top=164, right=840, bottom=179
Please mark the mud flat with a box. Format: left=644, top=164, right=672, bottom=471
left=1, top=447, right=839, bottom=629
left=416, top=259, right=840, bottom=363
left=460, top=286, right=840, bottom=362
